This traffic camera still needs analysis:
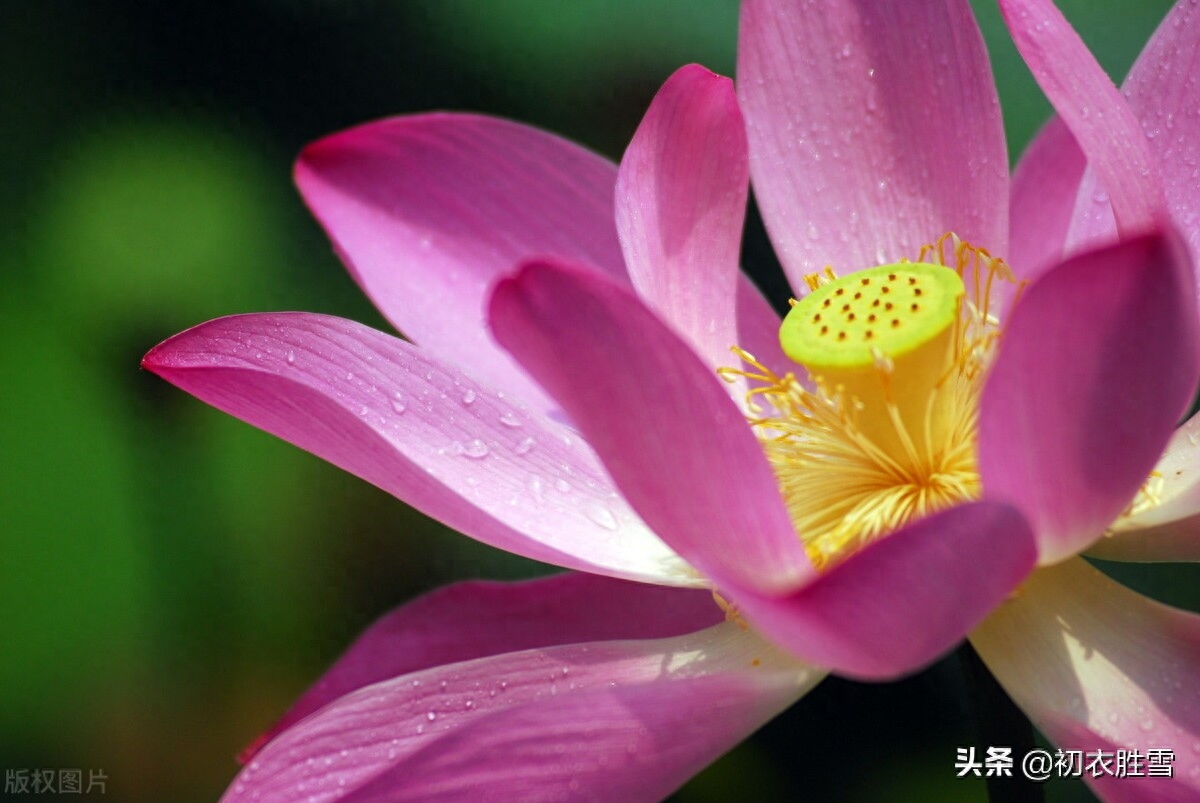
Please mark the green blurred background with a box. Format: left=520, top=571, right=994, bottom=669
left=1, top=1, right=1192, bottom=800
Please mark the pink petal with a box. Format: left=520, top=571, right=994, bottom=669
left=728, top=501, right=1036, bottom=680
left=615, top=64, right=748, bottom=375
left=1008, top=117, right=1087, bottom=296
left=488, top=259, right=813, bottom=596
left=142, top=313, right=696, bottom=586
left=979, top=232, right=1199, bottom=564
left=971, top=558, right=1200, bottom=801
left=1122, top=0, right=1200, bottom=308
left=737, top=0, right=1008, bottom=289
left=295, top=112, right=784, bottom=416
left=295, top=113, right=626, bottom=413
left=223, top=623, right=823, bottom=803
left=1000, top=0, right=1164, bottom=235
left=342, top=679, right=789, bottom=802
left=246, top=573, right=722, bottom=762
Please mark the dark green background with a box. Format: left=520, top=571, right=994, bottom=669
left=1, top=1, right=1191, bottom=800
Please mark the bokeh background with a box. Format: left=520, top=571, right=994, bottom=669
left=2, top=1, right=1194, bottom=800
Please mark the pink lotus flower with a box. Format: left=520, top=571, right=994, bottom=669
left=144, top=0, right=1200, bottom=799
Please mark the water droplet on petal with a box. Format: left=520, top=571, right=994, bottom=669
left=515, top=436, right=535, bottom=455
left=499, top=411, right=523, bottom=427
left=391, top=395, right=407, bottom=414
left=584, top=502, right=618, bottom=531
left=463, top=439, right=488, bottom=458
left=426, top=711, right=437, bottom=722
left=286, top=350, right=296, bottom=364
left=462, top=389, right=477, bottom=405
left=527, top=476, right=545, bottom=504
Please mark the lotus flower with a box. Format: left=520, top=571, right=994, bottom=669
left=144, top=0, right=1200, bottom=799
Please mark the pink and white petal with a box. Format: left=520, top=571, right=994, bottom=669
left=979, top=232, right=1200, bottom=564
left=489, top=259, right=814, bottom=595
left=244, top=573, right=722, bottom=762
left=1087, top=413, right=1200, bottom=563
left=223, top=623, right=823, bottom=803
left=1000, top=0, right=1164, bottom=235
left=142, top=313, right=696, bottom=587
left=728, top=501, right=1036, bottom=681
left=1117, top=412, right=1200, bottom=531
left=970, top=558, right=1200, bottom=801
left=616, top=64, right=748, bottom=376
left=295, top=114, right=628, bottom=413
left=1007, top=117, right=1086, bottom=294
left=1122, top=0, right=1200, bottom=306
left=738, top=0, right=1008, bottom=289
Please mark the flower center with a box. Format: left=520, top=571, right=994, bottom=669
left=722, top=235, right=1016, bottom=569
left=781, top=262, right=965, bottom=465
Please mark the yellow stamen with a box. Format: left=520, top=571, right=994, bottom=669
left=721, top=234, right=1017, bottom=569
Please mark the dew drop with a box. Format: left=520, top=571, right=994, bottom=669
left=584, top=502, right=619, bottom=531
left=462, top=389, right=477, bottom=405
left=426, top=711, right=437, bottom=722
left=555, top=478, right=571, bottom=493
left=515, top=436, right=536, bottom=455
left=499, top=411, right=523, bottom=428
left=463, top=439, right=489, bottom=459
left=286, top=350, right=296, bottom=364
left=391, top=395, right=408, bottom=414
left=527, top=475, right=545, bottom=503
